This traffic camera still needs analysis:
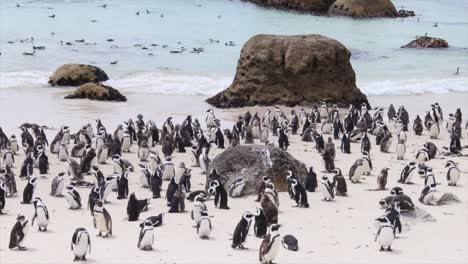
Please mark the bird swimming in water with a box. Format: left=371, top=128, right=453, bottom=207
left=455, top=67, right=460, bottom=75
left=49, top=14, right=55, bottom=18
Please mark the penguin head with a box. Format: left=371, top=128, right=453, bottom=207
left=29, top=176, right=38, bottom=185
left=333, top=168, right=342, bottom=176
left=65, top=185, right=75, bottom=192
left=16, top=214, right=26, bottom=221
left=379, top=199, right=388, bottom=208
left=137, top=114, right=143, bottom=119
left=242, top=212, right=255, bottom=222
left=200, top=211, right=209, bottom=217
left=429, top=183, right=437, bottom=191
left=58, top=172, right=66, bottom=177
left=390, top=187, right=403, bottom=196
left=270, top=224, right=282, bottom=233
left=445, top=160, right=455, bottom=168
left=375, top=216, right=390, bottom=224
left=426, top=167, right=433, bottom=173
left=286, top=170, right=293, bottom=179
left=409, top=161, right=417, bottom=167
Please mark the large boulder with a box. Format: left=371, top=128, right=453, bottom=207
left=328, top=0, right=398, bottom=17
left=64, top=82, right=127, bottom=102
left=206, top=34, right=369, bottom=108
left=209, top=145, right=308, bottom=195
left=401, top=36, right=449, bottom=48
left=246, top=0, right=336, bottom=13
left=49, top=64, right=109, bottom=86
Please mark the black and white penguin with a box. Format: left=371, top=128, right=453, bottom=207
left=191, top=193, right=207, bottom=226
left=147, top=165, right=162, bottom=198
left=377, top=168, right=389, bottom=190
left=361, top=133, right=371, bottom=153
left=361, top=151, right=373, bottom=175
left=65, top=185, right=81, bottom=209
left=445, top=160, right=460, bottom=186
left=141, top=214, right=164, bottom=228
left=379, top=131, right=393, bottom=153
left=228, top=176, right=246, bottom=198
left=259, top=224, right=282, bottom=264
left=413, top=115, right=423, bottom=135
left=9, top=214, right=29, bottom=250
left=2, top=167, right=17, bottom=197
left=90, top=165, right=104, bottom=186
left=260, top=186, right=278, bottom=225
left=162, top=157, right=175, bottom=181
left=254, top=207, right=268, bottom=238
left=424, top=167, right=436, bottom=187
left=282, top=234, right=299, bottom=251
left=208, top=179, right=229, bottom=209
left=215, top=127, right=225, bottom=149
left=231, top=212, right=255, bottom=249
left=127, top=193, right=141, bottom=221
left=349, top=159, right=365, bottom=183
left=3, top=148, right=14, bottom=167
left=31, top=197, right=49, bottom=231
left=9, top=135, right=19, bottom=154
left=291, top=179, right=309, bottom=208
left=0, top=180, right=6, bottom=214
left=341, top=133, right=351, bottom=154
left=99, top=174, right=117, bottom=203
left=165, top=176, right=178, bottom=207
left=88, top=187, right=100, bottom=216
left=168, top=185, right=186, bottom=213
left=49, top=172, right=65, bottom=197
left=429, top=121, right=440, bottom=139
left=20, top=152, right=34, bottom=178
left=374, top=216, right=394, bottom=251
left=398, top=161, right=417, bottom=184
left=332, top=168, right=347, bottom=196
left=22, top=176, right=37, bottom=204
left=116, top=171, right=129, bottom=199
left=71, top=228, right=91, bottom=261
left=385, top=201, right=402, bottom=236
left=199, top=147, right=210, bottom=175
left=57, top=143, right=69, bottom=162
left=80, top=147, right=95, bottom=175
left=255, top=176, right=271, bottom=202
left=320, top=175, right=335, bottom=201
left=93, top=200, right=112, bottom=237
left=67, top=158, right=82, bottom=180
left=138, top=219, right=155, bottom=250
left=277, top=126, right=289, bottom=150
left=305, top=166, right=317, bottom=192
left=419, top=183, right=438, bottom=205
left=138, top=140, right=150, bottom=162
left=121, top=131, right=132, bottom=152
left=196, top=210, right=212, bottom=239
left=415, top=148, right=429, bottom=166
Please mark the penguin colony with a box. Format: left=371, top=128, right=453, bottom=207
left=0, top=102, right=466, bottom=262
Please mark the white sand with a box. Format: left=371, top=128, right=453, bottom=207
left=0, top=104, right=467, bottom=264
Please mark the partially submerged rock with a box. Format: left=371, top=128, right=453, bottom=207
left=64, top=82, right=127, bottom=102
left=328, top=0, right=398, bottom=17
left=206, top=34, right=369, bottom=108
left=246, top=0, right=336, bottom=13
left=208, top=145, right=308, bottom=195
left=49, top=64, right=109, bottom=86
left=401, top=36, right=449, bottom=48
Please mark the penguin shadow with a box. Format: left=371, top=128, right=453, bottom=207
left=385, top=248, right=403, bottom=255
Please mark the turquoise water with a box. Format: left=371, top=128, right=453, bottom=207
left=0, top=0, right=467, bottom=96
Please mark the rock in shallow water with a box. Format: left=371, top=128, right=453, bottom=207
left=64, top=82, right=127, bottom=102
left=401, top=36, right=449, bottom=48
left=49, top=63, right=109, bottom=86
left=328, top=0, right=398, bottom=17
left=206, top=34, right=369, bottom=108
left=208, top=145, right=308, bottom=195
left=246, top=0, right=336, bottom=13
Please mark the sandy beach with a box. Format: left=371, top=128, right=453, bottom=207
left=0, top=102, right=467, bottom=264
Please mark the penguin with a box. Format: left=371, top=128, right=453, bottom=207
left=259, top=224, right=282, bottom=264
left=9, top=135, right=19, bottom=154
left=380, top=132, right=393, bottom=153
left=199, top=147, right=210, bottom=175
left=374, top=216, right=394, bottom=251
left=87, top=187, right=100, bottom=216
left=57, top=143, right=69, bottom=161
left=196, top=210, right=212, bottom=239
left=413, top=115, right=423, bottom=135
left=99, top=175, right=117, bottom=203
left=321, top=148, right=335, bottom=173
left=281, top=235, right=299, bottom=251
left=445, top=160, right=460, bottom=186
left=93, top=200, right=112, bottom=237
left=121, top=131, right=132, bottom=152
left=255, top=176, right=271, bottom=202
left=332, top=168, right=347, bottom=196
left=71, top=228, right=91, bottom=261
left=80, top=147, right=95, bottom=174
left=138, top=141, right=150, bottom=162
left=260, top=126, right=269, bottom=144
left=377, top=168, right=389, bottom=190
left=138, top=219, right=155, bottom=250
left=381, top=187, right=415, bottom=211
left=415, top=148, right=429, bottom=166
left=141, top=214, right=164, bottom=228
left=165, top=176, right=178, bottom=206
left=162, top=157, right=175, bottom=181
left=9, top=214, right=29, bottom=250
left=50, top=172, right=66, bottom=197
left=31, top=197, right=49, bottom=231
left=148, top=166, right=163, bottom=198
left=349, top=159, right=365, bottom=183
left=208, top=179, right=229, bottom=209
left=396, top=139, right=406, bottom=160
left=305, top=166, right=317, bottom=192
left=2, top=167, right=17, bottom=197
left=22, top=176, right=37, bottom=204
left=90, top=165, right=104, bottom=186
left=341, top=133, right=351, bottom=153
left=361, top=133, right=371, bottom=153
left=361, top=151, right=373, bottom=175
left=66, top=158, right=82, bottom=180
left=385, top=201, right=402, bottom=236
left=65, top=185, right=81, bottom=209
left=127, top=193, right=141, bottom=221
left=424, top=167, right=436, bottom=187
left=96, top=144, right=108, bottom=165
left=260, top=187, right=278, bottom=225
left=228, top=176, right=246, bottom=198
left=116, top=171, right=129, bottom=199
left=191, top=193, right=207, bottom=226
left=161, top=134, right=173, bottom=157
left=0, top=181, right=6, bottom=215
left=19, top=152, right=34, bottom=178
left=291, top=179, right=309, bottom=208
left=231, top=212, right=255, bottom=249
left=429, top=122, right=440, bottom=139
left=320, top=175, right=335, bottom=201
left=277, top=126, right=289, bottom=150
left=254, top=207, right=268, bottom=238
left=3, top=148, right=14, bottom=167
left=419, top=183, right=438, bottom=205
left=398, top=161, right=417, bottom=184
left=168, top=185, right=186, bottom=213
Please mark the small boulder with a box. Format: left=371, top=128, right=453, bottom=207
left=397, top=9, right=415, bottom=17
left=328, top=0, right=398, bottom=17
left=208, top=145, right=308, bottom=195
left=49, top=64, right=109, bottom=86
left=246, top=0, right=336, bottom=13
left=64, top=82, right=127, bottom=102
left=401, top=36, right=449, bottom=48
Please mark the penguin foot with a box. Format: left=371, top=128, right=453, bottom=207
left=387, top=247, right=392, bottom=251
left=380, top=247, right=384, bottom=251
left=18, top=246, right=27, bottom=250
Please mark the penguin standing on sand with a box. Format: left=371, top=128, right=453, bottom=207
left=208, top=179, right=229, bottom=209
left=254, top=207, right=268, bottom=238
left=259, top=224, right=282, bottom=264
left=50, top=172, right=66, bottom=197
left=228, top=176, right=246, bottom=198
left=138, top=140, right=150, bottom=161
left=320, top=175, right=335, bottom=201
left=138, top=219, right=155, bottom=250
left=162, top=157, right=175, bottom=181
left=349, top=159, right=365, bottom=183
left=361, top=151, right=373, bottom=175
left=71, top=228, right=91, bottom=261
left=116, top=171, right=129, bottom=199
left=215, top=126, right=225, bottom=149
left=361, top=133, right=371, bottom=153
left=150, top=167, right=163, bottom=199
left=99, top=175, right=117, bottom=203
left=127, top=193, right=141, bottom=221
left=374, top=216, right=394, bottom=251
left=419, top=183, right=438, bottom=205
left=0, top=181, right=6, bottom=215
left=93, top=200, right=112, bottom=237
left=305, top=166, right=317, bottom=192
left=168, top=185, right=186, bottom=213
left=9, top=135, right=19, bottom=154
left=88, top=187, right=100, bottom=216
left=20, top=152, right=34, bottom=178
left=424, top=167, right=436, bottom=187
left=291, top=179, right=309, bottom=207
left=31, top=197, right=49, bottom=231
left=445, top=160, right=460, bottom=186
left=80, top=147, right=95, bottom=174
left=196, top=210, right=212, bottom=239
left=416, top=148, right=429, bottom=166
left=57, top=143, right=69, bottom=161
left=332, top=168, right=347, bottom=196
left=260, top=187, right=278, bottom=225
left=191, top=193, right=207, bottom=226
left=199, top=147, right=210, bottom=175
left=277, top=126, right=289, bottom=150
left=396, top=139, right=406, bottom=160
left=9, top=214, right=29, bottom=250
left=429, top=121, right=440, bottom=139
left=3, top=148, right=14, bottom=167
left=413, top=115, right=423, bottom=135
left=67, top=158, right=82, bottom=180
left=231, top=212, right=255, bottom=249
left=65, top=185, right=82, bottom=209
left=398, top=161, right=417, bottom=184
left=121, top=131, right=132, bottom=152
left=22, top=176, right=37, bottom=204
left=385, top=201, right=402, bottom=236
left=377, top=168, right=389, bottom=190
left=341, top=133, right=351, bottom=153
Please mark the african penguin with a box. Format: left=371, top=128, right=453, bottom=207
left=31, top=197, right=49, bottom=231
left=71, top=228, right=91, bottom=261
left=93, top=200, right=112, bottom=237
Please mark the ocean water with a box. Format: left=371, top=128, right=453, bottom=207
left=0, top=0, right=467, bottom=96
